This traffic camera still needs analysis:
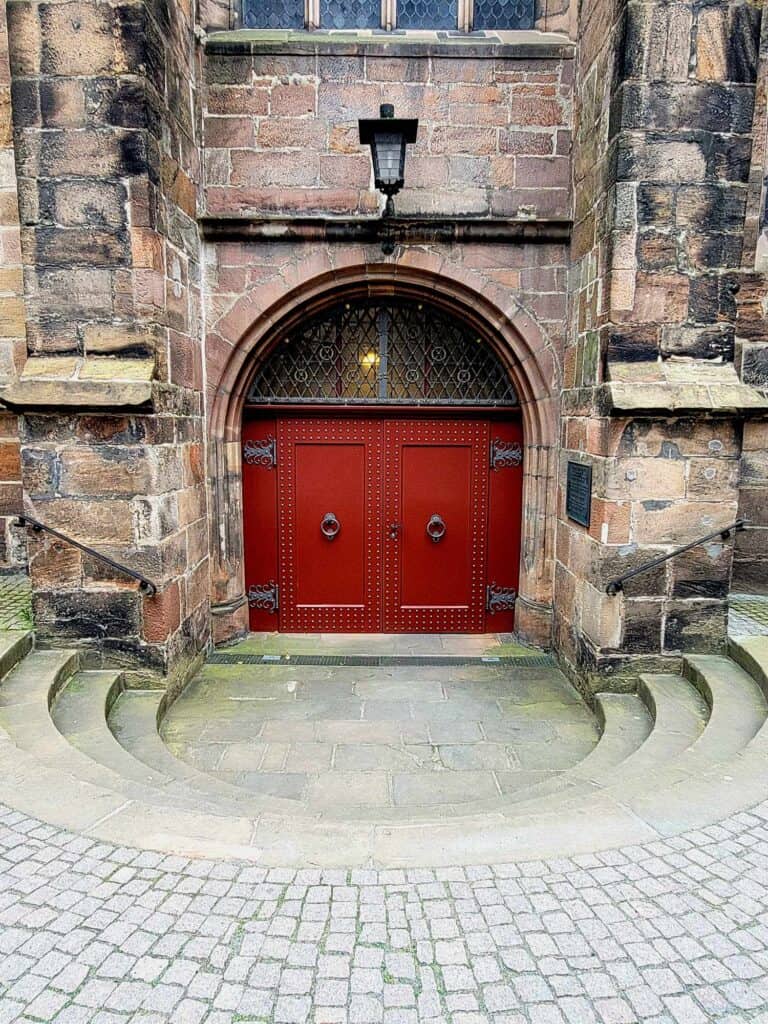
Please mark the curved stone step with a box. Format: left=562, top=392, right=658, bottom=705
left=108, top=689, right=322, bottom=818
left=576, top=692, right=655, bottom=776
left=494, top=672, right=709, bottom=816
left=729, top=635, right=768, bottom=700
left=2, top=646, right=768, bottom=865
left=521, top=656, right=768, bottom=831
left=0, top=630, right=33, bottom=682
left=0, top=654, right=234, bottom=817
left=51, top=672, right=175, bottom=789
left=499, top=692, right=653, bottom=805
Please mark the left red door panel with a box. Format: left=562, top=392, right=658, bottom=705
left=277, top=418, right=384, bottom=632
left=242, top=418, right=280, bottom=630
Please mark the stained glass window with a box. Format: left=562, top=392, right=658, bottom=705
left=473, top=0, right=534, bottom=29
left=397, top=0, right=457, bottom=29
left=247, top=299, right=519, bottom=406
left=243, top=0, right=303, bottom=29
left=320, top=0, right=380, bottom=28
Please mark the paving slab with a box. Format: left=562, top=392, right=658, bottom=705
left=157, top=654, right=599, bottom=821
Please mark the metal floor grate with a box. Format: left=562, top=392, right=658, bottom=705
left=207, top=652, right=554, bottom=668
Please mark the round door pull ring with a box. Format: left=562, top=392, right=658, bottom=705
left=426, top=514, right=446, bottom=543
left=321, top=512, right=341, bottom=540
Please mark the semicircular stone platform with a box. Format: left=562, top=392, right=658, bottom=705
left=1, top=630, right=768, bottom=868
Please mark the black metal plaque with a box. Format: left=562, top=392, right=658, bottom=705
left=566, top=462, right=592, bottom=528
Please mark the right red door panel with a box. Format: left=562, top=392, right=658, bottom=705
left=383, top=420, right=489, bottom=633
left=486, top=421, right=525, bottom=631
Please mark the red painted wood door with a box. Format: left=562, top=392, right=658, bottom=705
left=382, top=420, right=490, bottom=632
left=276, top=418, right=383, bottom=632
left=242, top=415, right=522, bottom=633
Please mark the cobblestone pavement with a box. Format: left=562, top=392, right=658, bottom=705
left=0, top=574, right=31, bottom=631
left=730, top=594, right=768, bottom=640
left=3, top=799, right=768, bottom=1024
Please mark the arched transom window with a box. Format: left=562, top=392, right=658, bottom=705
left=247, top=298, right=519, bottom=406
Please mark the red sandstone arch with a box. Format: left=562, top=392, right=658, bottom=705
left=206, top=251, right=560, bottom=647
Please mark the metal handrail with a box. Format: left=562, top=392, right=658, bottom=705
left=15, top=514, right=157, bottom=596
left=605, top=519, right=748, bottom=596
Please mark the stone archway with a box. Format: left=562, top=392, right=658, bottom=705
left=205, top=254, right=560, bottom=648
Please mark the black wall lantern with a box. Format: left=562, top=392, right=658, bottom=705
left=359, top=104, right=419, bottom=220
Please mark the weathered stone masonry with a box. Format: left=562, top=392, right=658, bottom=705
left=3, top=0, right=208, bottom=686
left=0, top=3, right=24, bottom=570
left=1, top=0, right=768, bottom=693
left=556, top=0, right=768, bottom=688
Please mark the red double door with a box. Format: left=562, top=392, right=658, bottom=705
left=243, top=416, right=523, bottom=633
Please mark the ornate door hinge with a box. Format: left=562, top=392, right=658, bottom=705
left=486, top=583, right=517, bottom=614
left=490, top=438, right=522, bottom=470
left=243, top=436, right=277, bottom=468
left=248, top=582, right=279, bottom=613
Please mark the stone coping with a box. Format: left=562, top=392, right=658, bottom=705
left=0, top=356, right=155, bottom=410
left=598, top=360, right=768, bottom=415
left=205, top=27, right=574, bottom=59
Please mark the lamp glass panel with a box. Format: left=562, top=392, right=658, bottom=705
left=372, top=133, right=405, bottom=188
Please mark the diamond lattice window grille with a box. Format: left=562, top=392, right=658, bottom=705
left=396, top=0, right=458, bottom=29
left=320, top=0, right=380, bottom=27
left=472, top=0, right=534, bottom=29
left=247, top=300, right=519, bottom=406
left=243, top=0, right=304, bottom=28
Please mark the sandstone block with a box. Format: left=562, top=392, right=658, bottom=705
left=34, top=589, right=140, bottom=639
left=204, top=116, right=254, bottom=149
left=142, top=580, right=181, bottom=643
left=230, top=151, right=319, bottom=187
left=206, top=86, right=268, bottom=116
left=664, top=600, right=727, bottom=653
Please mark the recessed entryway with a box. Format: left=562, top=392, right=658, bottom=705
left=240, top=295, right=524, bottom=636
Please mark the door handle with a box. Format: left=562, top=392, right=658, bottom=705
left=426, top=514, right=446, bottom=543
left=388, top=522, right=402, bottom=540
left=320, top=512, right=340, bottom=540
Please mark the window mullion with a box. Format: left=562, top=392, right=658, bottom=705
left=384, top=0, right=395, bottom=29
left=307, top=0, right=320, bottom=28
left=459, top=0, right=473, bottom=30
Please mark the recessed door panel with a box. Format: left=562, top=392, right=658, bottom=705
left=277, top=418, right=383, bottom=632
left=383, top=420, right=489, bottom=632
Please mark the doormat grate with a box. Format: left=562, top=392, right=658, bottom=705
left=207, top=652, right=554, bottom=668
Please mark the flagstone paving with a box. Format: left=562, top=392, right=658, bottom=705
left=155, top=658, right=598, bottom=819
left=2, top=799, right=768, bottom=1023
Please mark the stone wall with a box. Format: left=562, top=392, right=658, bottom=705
left=558, top=0, right=765, bottom=689
left=0, top=2, right=24, bottom=569
left=734, top=6, right=768, bottom=595
left=202, top=36, right=573, bottom=221
left=4, top=0, right=208, bottom=683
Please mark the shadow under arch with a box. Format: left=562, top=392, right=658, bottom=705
left=207, top=261, right=559, bottom=648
